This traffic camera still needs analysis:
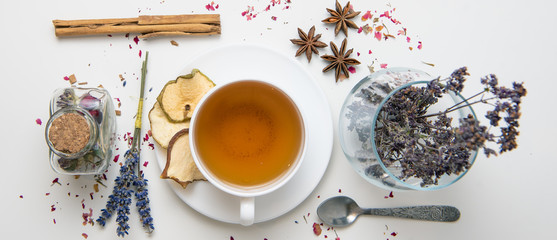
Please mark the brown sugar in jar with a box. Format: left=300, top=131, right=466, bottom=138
left=46, top=87, right=116, bottom=175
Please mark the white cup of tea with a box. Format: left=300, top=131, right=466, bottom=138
left=189, top=80, right=307, bottom=226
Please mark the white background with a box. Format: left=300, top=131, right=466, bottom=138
left=1, top=0, right=556, bottom=239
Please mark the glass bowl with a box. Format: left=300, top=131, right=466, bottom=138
left=339, top=68, right=477, bottom=191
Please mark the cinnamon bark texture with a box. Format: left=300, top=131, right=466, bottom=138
left=53, top=14, right=221, bottom=38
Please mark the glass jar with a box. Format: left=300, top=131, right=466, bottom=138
left=45, top=87, right=116, bottom=175
left=339, top=68, right=477, bottom=191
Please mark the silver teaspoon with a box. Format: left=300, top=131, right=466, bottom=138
left=317, top=196, right=460, bottom=227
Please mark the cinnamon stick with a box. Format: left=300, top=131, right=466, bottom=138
left=53, top=14, right=221, bottom=38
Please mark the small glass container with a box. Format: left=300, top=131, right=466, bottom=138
left=45, top=87, right=116, bottom=175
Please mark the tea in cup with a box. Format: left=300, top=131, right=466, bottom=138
left=190, top=80, right=307, bottom=226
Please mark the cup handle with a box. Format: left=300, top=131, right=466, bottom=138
left=240, top=197, right=255, bottom=226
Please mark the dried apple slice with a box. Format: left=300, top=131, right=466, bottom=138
left=161, top=128, right=206, bottom=188
left=148, top=101, right=189, bottom=149
left=157, top=69, right=215, bottom=122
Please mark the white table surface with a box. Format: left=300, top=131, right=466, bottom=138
left=2, top=0, right=556, bottom=239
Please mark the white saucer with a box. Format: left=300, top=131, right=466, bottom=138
left=154, top=43, right=333, bottom=224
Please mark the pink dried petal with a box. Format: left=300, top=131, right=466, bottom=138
left=143, top=161, right=149, bottom=167
left=271, top=16, right=277, bottom=21
left=374, top=31, right=382, bottom=41
left=148, top=143, right=155, bottom=150
left=362, top=10, right=372, bottom=21
left=113, top=154, right=120, bottom=163
left=357, top=52, right=360, bottom=56
left=406, top=36, right=411, bottom=43
left=51, top=204, right=56, bottom=212
left=391, top=232, right=398, bottom=236
left=380, top=63, right=388, bottom=69
left=313, top=223, right=322, bottom=236
left=82, top=233, right=88, bottom=239
left=133, top=36, right=139, bottom=45
left=348, top=66, right=356, bottom=74
left=139, top=50, right=142, bottom=57
left=417, top=41, right=423, bottom=50
left=389, top=191, right=394, bottom=198
left=206, top=3, right=216, bottom=11
left=357, top=27, right=363, bottom=34
left=125, top=33, right=130, bottom=38
left=63, top=76, right=70, bottom=81
left=129, top=44, right=132, bottom=49
left=36, top=118, right=42, bottom=125
left=369, top=50, right=372, bottom=54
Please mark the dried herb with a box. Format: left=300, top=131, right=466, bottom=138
left=374, top=67, right=527, bottom=186
left=290, top=26, right=327, bottom=62
left=97, top=52, right=154, bottom=236
left=322, top=0, right=360, bottom=37
left=321, top=38, right=361, bottom=82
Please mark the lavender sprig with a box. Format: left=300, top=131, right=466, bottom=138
left=96, top=52, right=153, bottom=237
left=134, top=173, right=154, bottom=232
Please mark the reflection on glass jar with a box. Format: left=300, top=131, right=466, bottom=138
left=45, top=88, right=116, bottom=175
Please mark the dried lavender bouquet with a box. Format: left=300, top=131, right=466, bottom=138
left=374, top=67, right=526, bottom=186
left=97, top=52, right=154, bottom=236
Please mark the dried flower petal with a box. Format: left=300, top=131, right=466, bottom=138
left=362, top=10, right=372, bottom=21
left=313, top=222, right=322, bottom=236
left=52, top=178, right=61, bottom=186
left=374, top=31, right=382, bottom=41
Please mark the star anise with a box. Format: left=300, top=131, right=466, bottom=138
left=321, top=38, right=360, bottom=82
left=322, top=0, right=361, bottom=37
left=290, top=26, right=327, bottom=62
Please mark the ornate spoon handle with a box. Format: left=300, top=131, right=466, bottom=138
left=363, top=206, right=460, bottom=222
